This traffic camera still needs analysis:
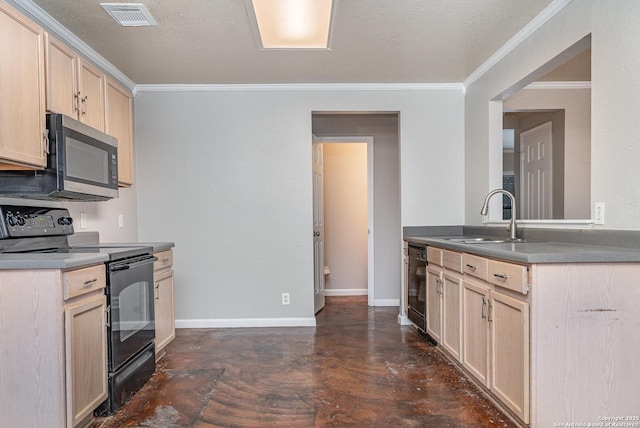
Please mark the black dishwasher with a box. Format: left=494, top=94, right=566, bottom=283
left=407, top=242, right=427, bottom=332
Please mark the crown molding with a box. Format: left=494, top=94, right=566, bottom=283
left=9, top=0, right=136, bottom=92
left=135, top=83, right=465, bottom=93
left=462, top=0, right=573, bottom=90
left=525, top=81, right=591, bottom=90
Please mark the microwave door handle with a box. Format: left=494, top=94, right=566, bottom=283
left=43, top=130, right=50, bottom=154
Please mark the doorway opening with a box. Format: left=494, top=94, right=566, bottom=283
left=312, top=112, right=400, bottom=313
left=321, top=138, right=372, bottom=301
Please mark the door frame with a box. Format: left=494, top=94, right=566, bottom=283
left=316, top=136, right=375, bottom=306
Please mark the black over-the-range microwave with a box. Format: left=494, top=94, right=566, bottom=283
left=0, top=114, right=118, bottom=201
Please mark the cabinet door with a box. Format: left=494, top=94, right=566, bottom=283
left=154, top=268, right=175, bottom=356
left=462, top=280, right=490, bottom=386
left=442, top=272, right=462, bottom=361
left=45, top=33, right=78, bottom=117
left=425, top=266, right=442, bottom=342
left=65, top=294, right=108, bottom=428
left=0, top=0, right=46, bottom=168
left=105, top=77, right=134, bottom=186
left=490, top=291, right=530, bottom=423
left=78, top=58, right=105, bottom=131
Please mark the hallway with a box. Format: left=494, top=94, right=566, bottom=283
left=94, top=297, right=515, bottom=427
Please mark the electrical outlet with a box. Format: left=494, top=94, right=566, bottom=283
left=118, top=214, right=124, bottom=228
left=281, top=293, right=290, bottom=305
left=594, top=202, right=605, bottom=225
left=80, top=213, right=87, bottom=229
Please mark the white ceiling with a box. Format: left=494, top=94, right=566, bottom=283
left=26, top=0, right=556, bottom=85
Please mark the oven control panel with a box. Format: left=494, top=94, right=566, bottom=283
left=0, top=205, right=74, bottom=239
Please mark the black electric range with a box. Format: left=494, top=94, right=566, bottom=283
left=0, top=204, right=157, bottom=415
left=0, top=205, right=151, bottom=258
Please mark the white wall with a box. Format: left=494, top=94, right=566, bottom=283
left=65, top=186, right=139, bottom=242
left=323, top=143, right=368, bottom=295
left=504, top=88, right=591, bottom=219
left=465, top=0, right=640, bottom=229
left=134, top=88, right=465, bottom=324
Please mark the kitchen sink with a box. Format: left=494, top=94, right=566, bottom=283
left=444, top=237, right=529, bottom=244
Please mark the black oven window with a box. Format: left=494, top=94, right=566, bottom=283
left=118, top=280, right=152, bottom=342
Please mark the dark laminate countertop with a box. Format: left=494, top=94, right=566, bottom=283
left=0, top=241, right=175, bottom=270
left=404, top=226, right=640, bottom=263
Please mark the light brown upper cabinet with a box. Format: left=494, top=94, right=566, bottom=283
left=105, top=78, right=134, bottom=186
left=0, top=0, right=47, bottom=169
left=47, top=35, right=134, bottom=185
left=46, top=33, right=105, bottom=132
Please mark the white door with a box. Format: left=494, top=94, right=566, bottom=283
left=312, top=136, right=325, bottom=313
left=520, top=121, right=552, bottom=219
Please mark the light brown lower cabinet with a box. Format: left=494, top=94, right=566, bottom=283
left=154, top=249, right=175, bottom=359
left=0, top=264, right=108, bottom=428
left=65, top=293, right=109, bottom=427
left=462, top=279, right=529, bottom=423
left=422, top=245, right=640, bottom=427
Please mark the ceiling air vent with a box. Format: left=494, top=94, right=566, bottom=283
left=100, top=3, right=157, bottom=27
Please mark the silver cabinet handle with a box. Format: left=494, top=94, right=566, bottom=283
left=106, top=305, right=111, bottom=327
left=493, top=273, right=508, bottom=281
left=155, top=283, right=160, bottom=300
left=83, top=278, right=97, bottom=288
left=481, top=296, right=487, bottom=319
left=74, top=91, right=81, bottom=112
left=81, top=95, right=88, bottom=115
left=488, top=300, right=493, bottom=322
left=435, top=277, right=443, bottom=294
left=465, top=263, right=477, bottom=271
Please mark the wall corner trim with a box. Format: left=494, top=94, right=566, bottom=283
left=134, top=83, right=465, bottom=93
left=462, top=0, right=573, bottom=90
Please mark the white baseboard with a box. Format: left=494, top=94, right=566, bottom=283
left=398, top=314, right=414, bottom=326
left=176, top=317, right=317, bottom=329
left=325, top=288, right=367, bottom=296
left=374, top=299, right=400, bottom=307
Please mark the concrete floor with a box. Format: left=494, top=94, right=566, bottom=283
left=93, top=296, right=515, bottom=427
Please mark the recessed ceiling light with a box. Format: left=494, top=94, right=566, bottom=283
left=245, top=0, right=338, bottom=49
left=100, top=3, right=157, bottom=27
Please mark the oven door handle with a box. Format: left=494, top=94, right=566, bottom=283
left=110, top=256, right=158, bottom=272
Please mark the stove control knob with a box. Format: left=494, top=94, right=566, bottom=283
left=58, top=217, right=73, bottom=226
left=16, top=216, right=26, bottom=226
left=7, top=216, right=17, bottom=227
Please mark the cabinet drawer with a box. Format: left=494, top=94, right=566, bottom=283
left=154, top=250, right=173, bottom=271
left=488, top=260, right=529, bottom=295
left=63, top=264, right=106, bottom=300
left=462, top=253, right=488, bottom=281
left=443, top=249, right=462, bottom=273
left=427, top=247, right=443, bottom=266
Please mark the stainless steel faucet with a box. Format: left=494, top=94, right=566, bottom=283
left=480, top=189, right=517, bottom=241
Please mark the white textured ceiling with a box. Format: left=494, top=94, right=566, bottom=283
left=27, top=0, right=555, bottom=85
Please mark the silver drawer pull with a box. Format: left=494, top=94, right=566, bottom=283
left=83, top=278, right=98, bottom=288
left=493, top=273, right=508, bottom=281
left=162, top=258, right=170, bottom=263
left=465, top=264, right=477, bottom=271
